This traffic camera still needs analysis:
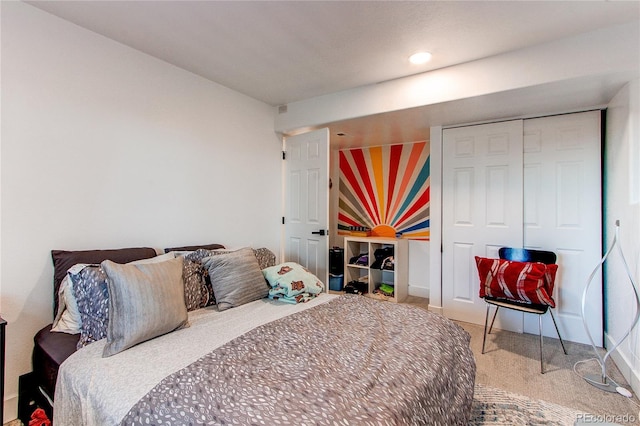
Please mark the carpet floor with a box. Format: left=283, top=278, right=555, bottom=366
left=458, top=319, right=640, bottom=425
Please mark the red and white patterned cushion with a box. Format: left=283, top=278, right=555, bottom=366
left=475, top=256, right=558, bottom=308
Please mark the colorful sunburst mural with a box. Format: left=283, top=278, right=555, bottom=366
left=338, top=141, right=430, bottom=240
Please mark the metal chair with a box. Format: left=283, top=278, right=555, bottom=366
left=481, top=247, right=567, bottom=373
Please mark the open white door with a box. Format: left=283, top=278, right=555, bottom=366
left=283, top=128, right=330, bottom=288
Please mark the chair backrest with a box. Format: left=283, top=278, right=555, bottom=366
left=498, top=247, right=556, bottom=265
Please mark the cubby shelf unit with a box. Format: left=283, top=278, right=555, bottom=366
left=343, top=236, right=408, bottom=302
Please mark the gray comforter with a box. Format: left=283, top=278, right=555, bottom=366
left=119, top=295, right=475, bottom=425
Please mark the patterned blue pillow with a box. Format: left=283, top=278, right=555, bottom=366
left=69, top=265, right=109, bottom=349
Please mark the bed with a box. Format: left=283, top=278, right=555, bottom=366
left=23, top=244, right=222, bottom=422
left=31, top=245, right=476, bottom=425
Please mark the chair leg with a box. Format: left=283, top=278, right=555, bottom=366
left=482, top=304, right=491, bottom=354
left=488, top=306, right=499, bottom=334
left=548, top=309, right=568, bottom=355
left=483, top=305, right=500, bottom=355
left=539, top=315, right=545, bottom=374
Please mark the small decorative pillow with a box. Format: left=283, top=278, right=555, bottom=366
left=202, top=247, right=269, bottom=311
left=69, top=264, right=110, bottom=348
left=182, top=249, right=218, bottom=309
left=262, top=262, right=325, bottom=304
left=101, top=257, right=188, bottom=357
left=253, top=248, right=277, bottom=269
left=475, top=256, right=558, bottom=307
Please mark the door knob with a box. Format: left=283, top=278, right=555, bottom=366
left=311, top=230, right=326, bottom=236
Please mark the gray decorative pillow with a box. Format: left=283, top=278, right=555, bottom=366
left=102, top=257, right=188, bottom=357
left=204, top=247, right=277, bottom=269
left=180, top=247, right=276, bottom=310
left=202, top=247, right=269, bottom=311
left=69, top=264, right=109, bottom=349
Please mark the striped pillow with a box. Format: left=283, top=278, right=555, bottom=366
left=475, top=256, right=557, bottom=307
left=202, top=248, right=269, bottom=311
left=101, top=257, right=188, bottom=357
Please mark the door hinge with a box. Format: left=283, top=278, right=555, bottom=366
left=282, top=217, right=285, bottom=224
left=282, top=151, right=286, bottom=160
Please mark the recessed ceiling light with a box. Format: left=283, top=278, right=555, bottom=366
left=409, top=51, right=432, bottom=65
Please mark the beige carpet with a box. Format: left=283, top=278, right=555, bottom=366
left=458, top=320, right=640, bottom=425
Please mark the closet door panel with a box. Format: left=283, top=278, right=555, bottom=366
left=486, top=166, right=510, bottom=226
left=452, top=242, right=474, bottom=302
left=523, top=111, right=602, bottom=345
left=523, top=163, right=542, bottom=228
left=442, top=120, right=524, bottom=329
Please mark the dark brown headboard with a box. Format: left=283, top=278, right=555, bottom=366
left=50, top=247, right=157, bottom=318
left=163, top=243, right=225, bottom=253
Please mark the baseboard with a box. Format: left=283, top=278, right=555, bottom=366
left=408, top=285, right=429, bottom=299
left=606, top=333, right=640, bottom=396
left=3, top=393, right=18, bottom=424
left=428, top=305, right=443, bottom=315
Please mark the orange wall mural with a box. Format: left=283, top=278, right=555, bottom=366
left=338, top=141, right=430, bottom=240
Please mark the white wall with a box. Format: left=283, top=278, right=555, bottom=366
left=604, top=79, right=640, bottom=396
left=1, top=2, right=281, bottom=421
left=408, top=241, right=429, bottom=298
left=329, top=148, right=341, bottom=249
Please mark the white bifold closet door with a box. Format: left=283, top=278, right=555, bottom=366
left=522, top=111, right=602, bottom=345
left=442, top=111, right=602, bottom=345
left=442, top=120, right=525, bottom=331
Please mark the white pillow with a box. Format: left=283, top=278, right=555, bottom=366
left=51, top=275, right=82, bottom=334
left=130, top=251, right=175, bottom=265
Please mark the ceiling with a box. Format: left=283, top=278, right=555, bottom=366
left=26, top=1, right=640, bottom=147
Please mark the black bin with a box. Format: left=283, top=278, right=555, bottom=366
left=329, top=247, right=344, bottom=275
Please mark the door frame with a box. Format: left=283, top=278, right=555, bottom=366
left=429, top=126, right=444, bottom=314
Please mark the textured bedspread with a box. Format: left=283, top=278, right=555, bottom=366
left=55, top=295, right=339, bottom=425
left=121, top=295, right=475, bottom=425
